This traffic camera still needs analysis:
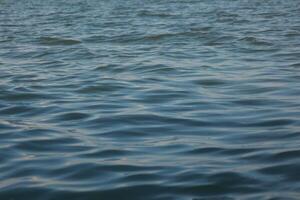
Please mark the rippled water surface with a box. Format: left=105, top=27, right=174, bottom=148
left=1, top=0, right=300, bottom=199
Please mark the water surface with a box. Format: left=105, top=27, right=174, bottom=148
left=1, top=0, right=300, bottom=199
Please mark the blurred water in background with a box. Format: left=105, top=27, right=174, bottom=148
left=1, top=0, right=300, bottom=199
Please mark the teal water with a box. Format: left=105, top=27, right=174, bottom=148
left=1, top=0, right=300, bottom=199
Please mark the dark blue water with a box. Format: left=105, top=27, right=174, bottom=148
left=1, top=0, right=300, bottom=199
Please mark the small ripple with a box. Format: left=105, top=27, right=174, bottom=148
left=80, top=149, right=135, bottom=158
left=137, top=10, right=175, bottom=18
left=120, top=173, right=162, bottom=182
left=239, top=36, right=273, bottom=46
left=0, top=105, right=36, bottom=115
left=258, top=163, right=300, bottom=181
left=208, top=172, right=259, bottom=186
left=38, top=36, right=81, bottom=46
left=0, top=187, right=51, bottom=200
left=76, top=84, right=125, bottom=94
left=232, top=99, right=277, bottom=106
left=96, top=129, right=150, bottom=138
left=178, top=183, right=262, bottom=196
left=184, top=147, right=224, bottom=155
left=0, top=91, right=55, bottom=102
left=183, top=147, right=259, bottom=157
left=14, top=137, right=89, bottom=153
left=132, top=64, right=179, bottom=75
left=54, top=112, right=90, bottom=121
left=270, top=150, right=300, bottom=162
left=245, top=119, right=295, bottom=127
left=192, top=78, right=228, bottom=87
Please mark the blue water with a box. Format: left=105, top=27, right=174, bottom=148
left=1, top=0, right=300, bottom=199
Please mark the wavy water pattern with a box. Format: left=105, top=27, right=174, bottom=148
left=1, top=0, right=300, bottom=199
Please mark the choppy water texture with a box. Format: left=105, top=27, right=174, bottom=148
left=1, top=0, right=300, bottom=199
